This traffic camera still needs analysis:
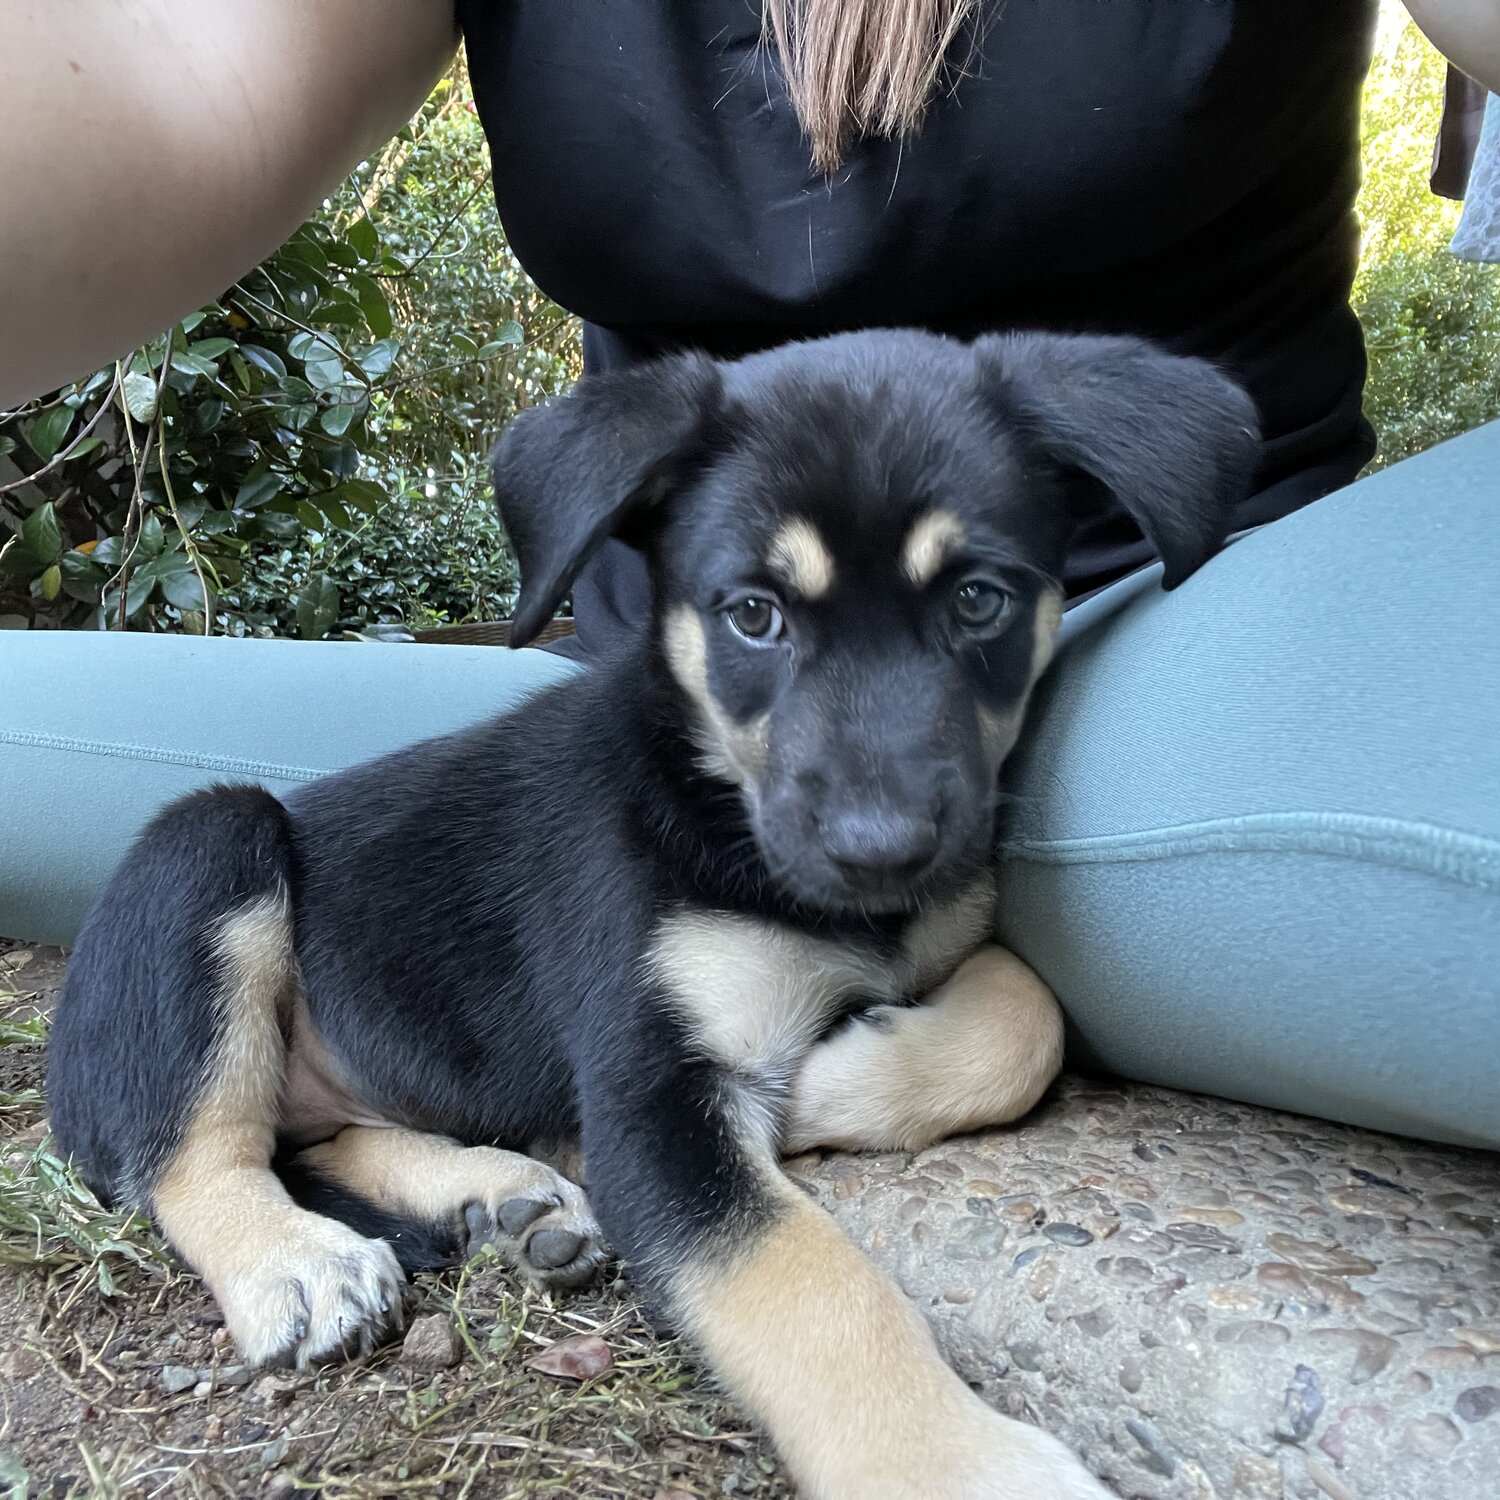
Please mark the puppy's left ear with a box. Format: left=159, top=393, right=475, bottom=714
left=975, top=332, right=1261, bottom=588
left=491, top=353, right=722, bottom=645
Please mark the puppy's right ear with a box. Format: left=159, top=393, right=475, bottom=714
left=491, top=353, right=722, bottom=646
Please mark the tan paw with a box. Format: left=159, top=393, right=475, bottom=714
left=945, top=1412, right=1114, bottom=1500
left=217, top=1211, right=406, bottom=1369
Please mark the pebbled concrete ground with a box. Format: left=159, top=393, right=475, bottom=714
left=793, top=1074, right=1500, bottom=1500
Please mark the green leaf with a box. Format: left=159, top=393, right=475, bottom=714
left=304, top=355, right=347, bottom=392
left=138, top=511, right=165, bottom=558
left=325, top=238, right=361, bottom=270
left=280, top=236, right=329, bottom=276
left=0, top=436, right=15, bottom=459
left=60, top=549, right=106, bottom=585
left=347, top=215, right=379, bottom=261
left=189, top=337, right=237, bottom=361
left=180, top=311, right=208, bottom=335
left=27, top=404, right=75, bottom=461
left=356, top=337, right=400, bottom=380
left=296, top=573, right=341, bottom=639
left=496, top=319, right=525, bottom=347
left=0, top=546, right=44, bottom=584
left=89, top=536, right=124, bottom=567
left=319, top=397, right=363, bottom=437
left=295, top=499, right=325, bottom=530
left=240, top=345, right=287, bottom=379
left=170, top=350, right=218, bottom=379
left=159, top=558, right=211, bottom=612
left=38, top=563, right=62, bottom=601
left=20, top=502, right=63, bottom=564
left=197, top=509, right=239, bottom=535
left=287, top=331, right=339, bottom=365
left=339, top=477, right=388, bottom=514
left=122, top=370, right=159, bottom=423
left=66, top=435, right=106, bottom=460
left=235, top=469, right=284, bottom=510
left=349, top=273, right=393, bottom=338
left=191, top=397, right=226, bottom=435
left=314, top=494, right=353, bottom=530
left=124, top=566, right=157, bottom=618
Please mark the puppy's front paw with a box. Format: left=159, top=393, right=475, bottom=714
left=947, top=1413, right=1113, bottom=1500
left=463, top=1168, right=607, bottom=1291
left=219, top=1211, right=406, bottom=1369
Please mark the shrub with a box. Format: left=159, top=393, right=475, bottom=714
left=0, top=68, right=575, bottom=638
left=1353, top=11, right=1500, bottom=469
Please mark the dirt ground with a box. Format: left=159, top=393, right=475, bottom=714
left=0, top=939, right=791, bottom=1500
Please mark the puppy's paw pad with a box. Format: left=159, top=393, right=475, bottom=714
left=495, top=1196, right=551, bottom=1236
left=463, top=1178, right=606, bottom=1290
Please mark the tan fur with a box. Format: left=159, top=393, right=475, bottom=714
left=677, top=1174, right=1108, bottom=1498
left=767, top=516, right=835, bottom=599
left=276, top=989, right=391, bottom=1147
left=663, top=606, right=770, bottom=788
left=977, top=588, right=1064, bottom=766
left=298, top=1125, right=576, bottom=1230
left=651, top=876, right=995, bottom=1152
left=784, top=944, right=1065, bottom=1154
left=151, top=892, right=404, bottom=1368
left=900, top=508, right=966, bottom=586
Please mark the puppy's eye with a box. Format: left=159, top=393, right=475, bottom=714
left=726, top=596, right=785, bottom=644
left=952, top=578, right=1011, bottom=632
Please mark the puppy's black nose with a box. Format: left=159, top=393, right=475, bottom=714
left=821, top=811, right=940, bottom=884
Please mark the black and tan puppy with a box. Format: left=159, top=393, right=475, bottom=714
left=49, top=329, right=1256, bottom=1499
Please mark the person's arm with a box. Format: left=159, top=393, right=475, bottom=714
left=1405, top=0, right=1500, bottom=94
left=0, top=1, right=458, bottom=408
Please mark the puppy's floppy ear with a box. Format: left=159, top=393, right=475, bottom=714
left=974, top=332, right=1261, bottom=588
left=491, top=353, right=722, bottom=645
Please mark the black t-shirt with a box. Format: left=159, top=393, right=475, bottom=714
left=460, top=0, right=1379, bottom=597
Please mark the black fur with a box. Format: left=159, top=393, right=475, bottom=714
left=48, top=329, right=1258, bottom=1299
left=49, top=786, right=296, bottom=1207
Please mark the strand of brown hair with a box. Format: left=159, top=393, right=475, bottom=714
left=762, top=0, right=977, bottom=174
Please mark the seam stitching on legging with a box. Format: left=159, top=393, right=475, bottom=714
left=998, top=811, right=1500, bottom=893
left=0, top=728, right=328, bottom=783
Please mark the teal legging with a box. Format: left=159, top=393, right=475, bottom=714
left=4, top=422, right=1498, bottom=1148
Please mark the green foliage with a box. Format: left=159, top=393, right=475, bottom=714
left=0, top=217, right=405, bottom=635
left=0, top=67, right=576, bottom=637
left=1352, top=13, right=1500, bottom=469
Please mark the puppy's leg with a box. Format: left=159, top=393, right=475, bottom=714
left=292, top=1126, right=605, bottom=1288
left=582, top=1052, right=1106, bottom=1500
left=151, top=891, right=405, bottom=1367
left=49, top=786, right=404, bottom=1370
left=784, top=945, right=1064, bottom=1155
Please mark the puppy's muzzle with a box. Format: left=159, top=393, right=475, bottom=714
left=817, top=807, right=941, bottom=889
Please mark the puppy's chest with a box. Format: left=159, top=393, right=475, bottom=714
left=649, top=874, right=995, bottom=1082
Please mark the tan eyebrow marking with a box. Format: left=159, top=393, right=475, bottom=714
left=767, top=518, right=835, bottom=599
left=900, top=510, right=967, bottom=586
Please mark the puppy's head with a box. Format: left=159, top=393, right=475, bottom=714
left=494, top=330, right=1258, bottom=913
